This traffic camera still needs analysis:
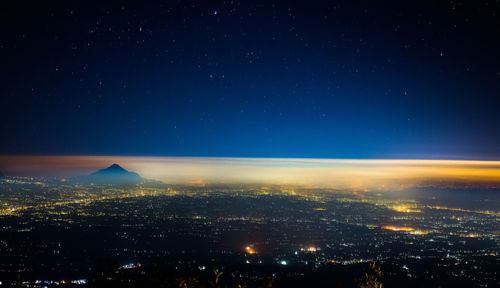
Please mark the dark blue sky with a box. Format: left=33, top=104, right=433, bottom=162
left=1, top=1, right=499, bottom=159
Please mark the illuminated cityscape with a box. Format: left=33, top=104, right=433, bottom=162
left=1, top=0, right=500, bottom=287
left=0, top=161, right=498, bottom=287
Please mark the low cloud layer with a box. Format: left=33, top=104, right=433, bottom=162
left=1, top=156, right=500, bottom=189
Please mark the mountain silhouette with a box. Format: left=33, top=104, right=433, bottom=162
left=86, top=164, right=143, bottom=184
left=0, top=171, right=4, bottom=178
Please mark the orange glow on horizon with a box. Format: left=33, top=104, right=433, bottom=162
left=1, top=156, right=500, bottom=189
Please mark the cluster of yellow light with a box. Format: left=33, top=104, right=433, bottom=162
left=389, top=205, right=422, bottom=213
left=382, top=226, right=428, bottom=235
left=245, top=246, right=256, bottom=254
left=382, top=226, right=414, bottom=232
left=306, top=247, right=318, bottom=252
left=299, top=246, right=320, bottom=252
left=0, top=188, right=176, bottom=217
left=0, top=207, right=17, bottom=216
left=409, top=230, right=429, bottom=235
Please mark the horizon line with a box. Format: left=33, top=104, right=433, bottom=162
left=1, top=154, right=500, bottom=163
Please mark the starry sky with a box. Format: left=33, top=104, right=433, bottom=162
left=1, top=1, right=499, bottom=159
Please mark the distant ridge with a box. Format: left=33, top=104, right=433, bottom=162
left=0, top=171, right=4, bottom=178
left=86, top=164, right=143, bottom=184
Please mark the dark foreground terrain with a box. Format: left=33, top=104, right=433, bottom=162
left=0, top=177, right=498, bottom=287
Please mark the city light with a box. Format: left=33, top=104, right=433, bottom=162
left=245, top=246, right=256, bottom=254
left=300, top=246, right=319, bottom=253
left=382, top=226, right=415, bottom=232
left=389, top=205, right=422, bottom=213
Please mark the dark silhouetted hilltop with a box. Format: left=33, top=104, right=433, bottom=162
left=86, top=164, right=143, bottom=184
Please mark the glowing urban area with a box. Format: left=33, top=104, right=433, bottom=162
left=0, top=157, right=499, bottom=287
left=1, top=1, right=500, bottom=287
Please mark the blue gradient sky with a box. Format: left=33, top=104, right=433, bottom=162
left=1, top=1, right=499, bottom=159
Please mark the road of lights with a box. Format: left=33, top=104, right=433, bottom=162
left=424, top=205, right=500, bottom=217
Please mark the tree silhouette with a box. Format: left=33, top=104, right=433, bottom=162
left=209, top=269, right=223, bottom=288
left=354, top=262, right=383, bottom=288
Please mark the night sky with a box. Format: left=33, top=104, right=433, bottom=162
left=1, top=1, right=499, bottom=159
